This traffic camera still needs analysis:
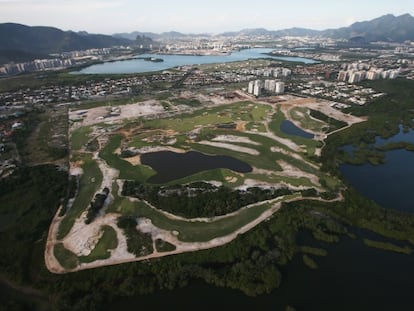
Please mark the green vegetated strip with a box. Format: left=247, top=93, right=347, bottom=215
left=289, top=107, right=326, bottom=132
left=376, top=141, right=414, bottom=152
left=363, top=238, right=412, bottom=255
left=190, top=134, right=320, bottom=175
left=79, top=225, right=118, bottom=263
left=245, top=172, right=315, bottom=188
left=161, top=168, right=245, bottom=187
left=189, top=141, right=282, bottom=172
left=99, top=134, right=155, bottom=181
left=309, top=109, right=347, bottom=132
left=144, top=101, right=268, bottom=133
left=133, top=194, right=299, bottom=242
left=54, top=243, right=78, bottom=270
left=193, top=129, right=320, bottom=175
left=106, top=179, right=140, bottom=216
left=155, top=239, right=177, bottom=252
left=58, top=155, right=102, bottom=239
left=70, top=126, right=92, bottom=151
left=302, top=254, right=318, bottom=269
left=299, top=246, right=328, bottom=257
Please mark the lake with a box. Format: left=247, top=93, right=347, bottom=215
left=141, top=150, right=252, bottom=183
left=75, top=48, right=317, bottom=74
left=280, top=120, right=314, bottom=139
left=340, top=126, right=414, bottom=212
left=106, top=229, right=414, bottom=310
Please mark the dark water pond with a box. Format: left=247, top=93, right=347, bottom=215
left=280, top=120, right=314, bottom=139
left=141, top=151, right=252, bottom=183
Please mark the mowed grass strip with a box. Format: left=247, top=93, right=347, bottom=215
left=99, top=134, right=155, bottom=181
left=245, top=172, right=316, bottom=188
left=54, top=243, right=78, bottom=270
left=71, top=126, right=92, bottom=151
left=289, top=107, right=326, bottom=132
left=144, top=101, right=269, bottom=133
left=269, top=109, right=321, bottom=153
left=58, top=155, right=102, bottom=239
left=125, top=195, right=299, bottom=242
left=79, top=225, right=118, bottom=263
left=161, top=168, right=245, bottom=187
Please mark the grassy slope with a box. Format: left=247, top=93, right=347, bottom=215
left=58, top=155, right=102, bottom=239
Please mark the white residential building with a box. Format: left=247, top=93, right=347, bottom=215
left=275, top=82, right=285, bottom=94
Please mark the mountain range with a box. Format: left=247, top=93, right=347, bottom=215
left=0, top=23, right=153, bottom=64
left=1, top=13, right=413, bottom=65
left=114, top=13, right=414, bottom=42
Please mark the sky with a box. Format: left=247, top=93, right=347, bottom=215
left=1, top=0, right=413, bottom=34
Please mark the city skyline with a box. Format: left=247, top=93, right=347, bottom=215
left=0, top=0, right=413, bottom=34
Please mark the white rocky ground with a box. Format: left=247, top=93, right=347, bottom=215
left=197, top=141, right=260, bottom=155
left=212, top=135, right=261, bottom=145
left=69, top=100, right=165, bottom=127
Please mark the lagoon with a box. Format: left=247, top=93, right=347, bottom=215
left=340, top=126, right=414, bottom=213
left=75, top=48, right=317, bottom=74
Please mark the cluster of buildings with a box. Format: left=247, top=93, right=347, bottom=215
left=293, top=80, right=384, bottom=105
left=241, top=67, right=291, bottom=78
left=0, top=72, right=185, bottom=107
left=337, top=62, right=400, bottom=83
left=0, top=58, right=75, bottom=76
left=247, top=80, right=285, bottom=96
left=0, top=48, right=112, bottom=76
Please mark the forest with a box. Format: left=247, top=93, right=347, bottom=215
left=122, top=181, right=294, bottom=217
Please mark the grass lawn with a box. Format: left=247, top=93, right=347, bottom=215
left=289, top=107, right=326, bottom=132
left=161, top=168, right=245, bottom=187
left=144, top=101, right=268, bottom=134
left=269, top=109, right=321, bottom=155
left=71, top=126, right=92, bottom=151
left=79, top=225, right=118, bottom=263
left=54, top=243, right=78, bottom=269
left=245, top=172, right=316, bottom=188
left=99, top=134, right=155, bottom=181
left=58, top=154, right=102, bottom=239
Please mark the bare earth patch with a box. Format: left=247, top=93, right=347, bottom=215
left=123, top=155, right=141, bottom=166
left=197, top=141, right=259, bottom=155
left=212, top=135, right=261, bottom=145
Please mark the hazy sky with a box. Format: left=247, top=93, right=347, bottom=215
left=1, top=0, right=413, bottom=34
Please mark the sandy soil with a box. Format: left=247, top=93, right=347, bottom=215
left=276, top=160, right=321, bottom=187
left=123, top=155, right=141, bottom=166
left=134, top=146, right=186, bottom=154
left=69, top=100, right=165, bottom=127
left=212, top=135, right=261, bottom=145
left=280, top=97, right=366, bottom=127
left=197, top=141, right=260, bottom=155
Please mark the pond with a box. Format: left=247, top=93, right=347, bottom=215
left=280, top=120, right=314, bottom=139
left=140, top=151, right=252, bottom=184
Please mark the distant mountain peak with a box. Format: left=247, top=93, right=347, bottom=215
left=328, top=13, right=414, bottom=42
